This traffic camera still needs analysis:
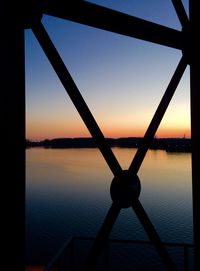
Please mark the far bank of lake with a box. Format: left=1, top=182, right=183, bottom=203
left=26, top=137, right=191, bottom=152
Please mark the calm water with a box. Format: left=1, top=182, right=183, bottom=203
left=26, top=147, right=193, bottom=269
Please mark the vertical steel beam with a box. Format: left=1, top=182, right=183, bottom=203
left=189, top=1, right=200, bottom=270
left=1, top=1, right=25, bottom=270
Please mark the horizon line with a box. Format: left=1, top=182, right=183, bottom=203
left=26, top=136, right=191, bottom=142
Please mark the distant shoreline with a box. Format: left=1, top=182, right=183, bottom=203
left=26, top=137, right=191, bottom=153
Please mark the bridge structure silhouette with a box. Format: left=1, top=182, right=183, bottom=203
left=2, top=1, right=199, bottom=270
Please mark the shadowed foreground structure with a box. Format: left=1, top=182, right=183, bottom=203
left=3, top=1, right=199, bottom=270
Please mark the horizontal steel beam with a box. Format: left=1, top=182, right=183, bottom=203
left=40, top=0, right=183, bottom=50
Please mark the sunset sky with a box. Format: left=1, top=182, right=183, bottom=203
left=25, top=0, right=190, bottom=141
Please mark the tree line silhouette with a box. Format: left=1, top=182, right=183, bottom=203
left=26, top=137, right=191, bottom=152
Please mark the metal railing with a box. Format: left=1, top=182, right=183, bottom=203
left=44, top=236, right=194, bottom=271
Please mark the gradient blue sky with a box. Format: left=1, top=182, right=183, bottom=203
left=25, top=0, right=190, bottom=140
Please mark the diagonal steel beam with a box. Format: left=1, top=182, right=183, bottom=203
left=171, top=0, right=189, bottom=28
left=32, top=22, right=122, bottom=176
left=82, top=203, right=121, bottom=270
left=132, top=199, right=177, bottom=271
left=39, top=0, right=183, bottom=50
left=128, top=56, right=187, bottom=175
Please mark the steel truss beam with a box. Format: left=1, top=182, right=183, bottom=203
left=37, top=0, right=184, bottom=50
left=18, top=0, right=198, bottom=270
left=32, top=21, right=187, bottom=270
left=189, top=1, right=200, bottom=270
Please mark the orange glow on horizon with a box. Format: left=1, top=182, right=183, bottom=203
left=155, top=127, right=191, bottom=138
left=26, top=124, right=191, bottom=141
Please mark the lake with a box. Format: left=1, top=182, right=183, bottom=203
left=26, top=147, right=193, bottom=270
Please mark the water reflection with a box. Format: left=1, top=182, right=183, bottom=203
left=26, top=147, right=193, bottom=265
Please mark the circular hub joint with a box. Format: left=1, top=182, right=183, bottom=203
left=110, top=170, right=141, bottom=208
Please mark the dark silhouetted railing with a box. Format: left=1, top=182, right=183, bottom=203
left=43, top=236, right=194, bottom=271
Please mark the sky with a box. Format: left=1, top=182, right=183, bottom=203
left=25, top=0, right=190, bottom=141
